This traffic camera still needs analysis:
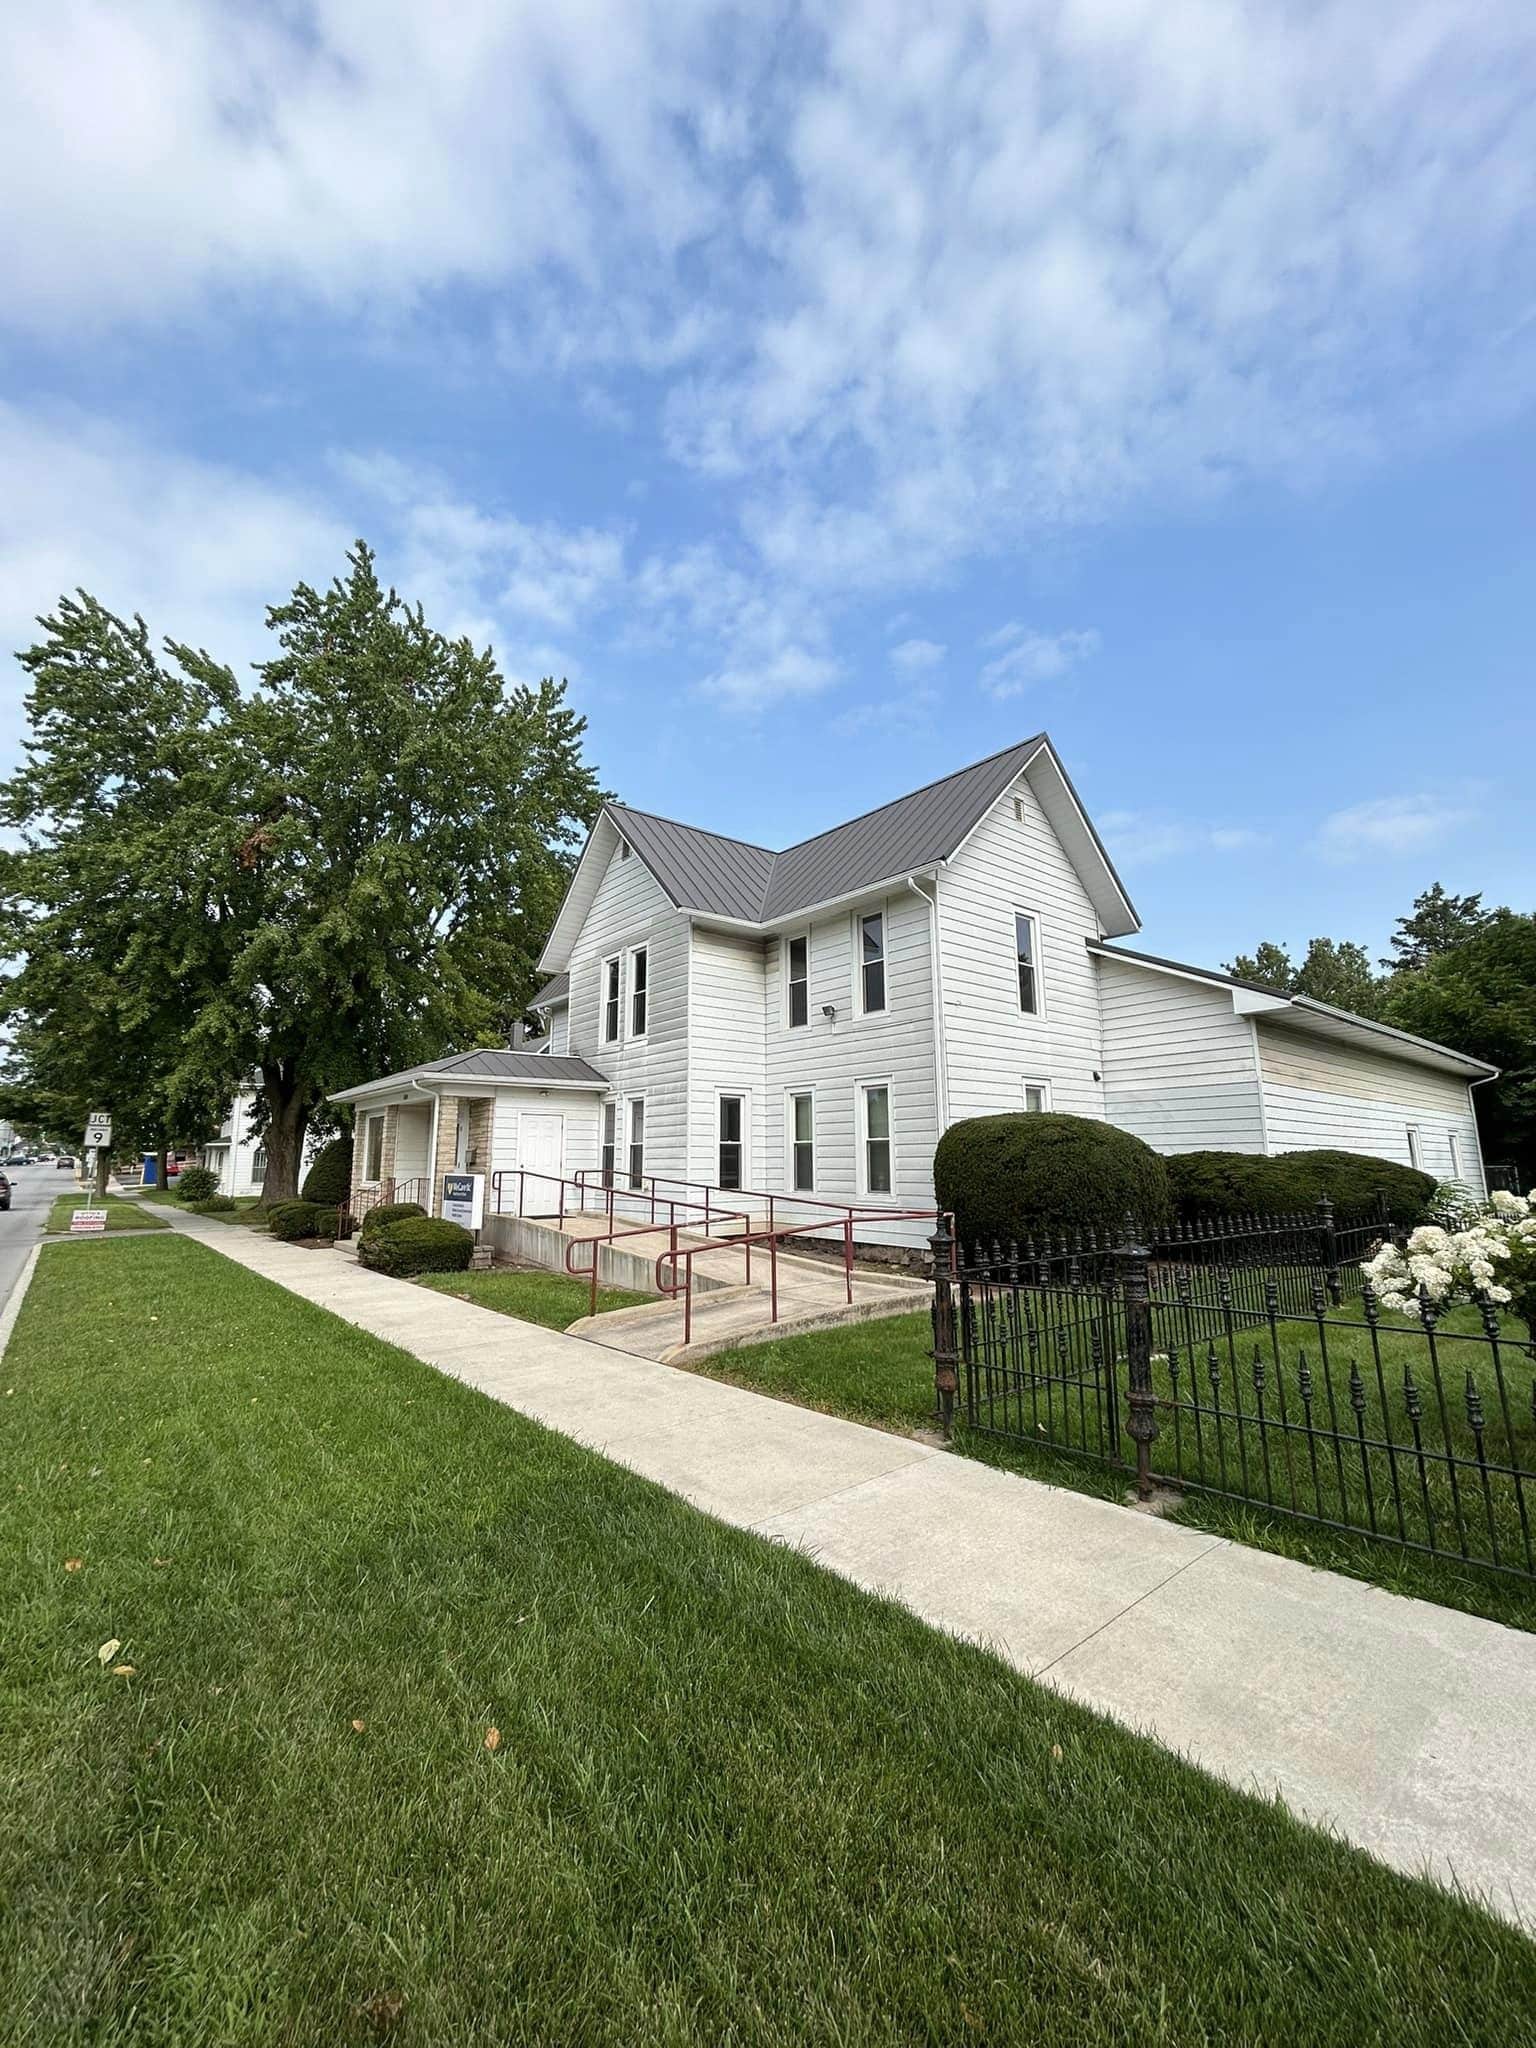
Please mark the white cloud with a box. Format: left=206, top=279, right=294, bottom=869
left=700, top=642, right=841, bottom=712
left=1100, top=809, right=1266, bottom=867
left=0, top=401, right=347, bottom=754
left=1315, top=794, right=1475, bottom=862
left=889, top=637, right=945, bottom=675
left=980, top=625, right=1101, bottom=699
left=830, top=682, right=941, bottom=739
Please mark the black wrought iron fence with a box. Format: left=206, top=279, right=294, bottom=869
left=930, top=1219, right=1536, bottom=1583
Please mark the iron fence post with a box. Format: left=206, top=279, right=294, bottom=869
left=1118, top=1223, right=1158, bottom=1499
left=929, top=1216, right=958, bottom=1434
left=1316, top=1193, right=1342, bottom=1306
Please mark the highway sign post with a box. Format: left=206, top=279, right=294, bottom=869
left=84, top=1113, right=112, bottom=1149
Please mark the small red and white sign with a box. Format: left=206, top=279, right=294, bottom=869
left=69, top=1209, right=108, bottom=1234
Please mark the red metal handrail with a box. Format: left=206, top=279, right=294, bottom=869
left=655, top=1206, right=949, bottom=1347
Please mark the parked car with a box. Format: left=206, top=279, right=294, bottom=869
left=0, top=1171, right=10, bottom=1209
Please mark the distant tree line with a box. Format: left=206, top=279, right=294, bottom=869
left=0, top=544, right=604, bottom=1201
left=1227, top=885, right=1535, bottom=1179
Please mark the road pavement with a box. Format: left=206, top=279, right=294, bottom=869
left=0, top=1161, right=74, bottom=1321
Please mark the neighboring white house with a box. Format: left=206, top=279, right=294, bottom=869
left=331, top=735, right=1495, bottom=1237
left=200, top=1088, right=320, bottom=1197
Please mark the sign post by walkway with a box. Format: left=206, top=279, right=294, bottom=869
left=440, top=1172, right=485, bottom=1232
left=84, top=1112, right=113, bottom=1199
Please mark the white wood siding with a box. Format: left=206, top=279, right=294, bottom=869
left=939, top=770, right=1105, bottom=1124
left=686, top=927, right=768, bottom=1188
left=1097, top=957, right=1266, bottom=1154
left=565, top=846, right=691, bottom=1181
left=547, top=1008, right=569, bottom=1055
left=757, top=889, right=940, bottom=1242
left=1256, top=1025, right=1486, bottom=1191
left=489, top=1088, right=602, bottom=1203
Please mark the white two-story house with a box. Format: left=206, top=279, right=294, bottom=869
left=334, top=735, right=1493, bottom=1239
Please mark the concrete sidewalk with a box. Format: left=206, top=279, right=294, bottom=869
left=142, top=1206, right=1536, bottom=1928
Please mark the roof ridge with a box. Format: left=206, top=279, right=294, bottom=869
left=770, top=734, right=1046, bottom=863
left=607, top=801, right=776, bottom=860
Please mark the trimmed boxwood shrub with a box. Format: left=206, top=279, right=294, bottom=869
left=267, top=1200, right=324, bottom=1241
left=301, top=1135, right=354, bottom=1206
left=358, top=1217, right=474, bottom=1277
left=186, top=1195, right=238, bottom=1214
left=359, top=1200, right=428, bottom=1240
left=933, top=1112, right=1173, bottom=1252
left=1166, top=1149, right=1434, bottom=1227
left=175, top=1165, right=220, bottom=1203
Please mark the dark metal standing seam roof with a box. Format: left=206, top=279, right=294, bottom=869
left=605, top=736, right=1046, bottom=925
left=607, top=804, right=777, bottom=920
left=529, top=971, right=569, bottom=1008
left=424, top=1050, right=609, bottom=1085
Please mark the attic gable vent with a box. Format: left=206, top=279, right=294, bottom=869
left=619, top=838, right=631, bottom=860
left=1013, top=795, right=1026, bottom=822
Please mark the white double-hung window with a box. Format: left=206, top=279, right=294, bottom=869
left=786, top=934, right=809, bottom=1028
left=1015, top=911, right=1041, bottom=1015
left=789, top=1092, right=814, bottom=1192
left=601, top=955, right=621, bottom=1043
left=859, top=1082, right=892, bottom=1195
left=629, top=946, right=648, bottom=1038
left=858, top=911, right=886, bottom=1014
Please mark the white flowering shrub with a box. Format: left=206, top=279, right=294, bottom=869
left=1361, top=1188, right=1536, bottom=1329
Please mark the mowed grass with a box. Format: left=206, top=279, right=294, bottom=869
left=692, top=1301, right=1536, bottom=1634
left=415, top=1267, right=650, bottom=1331
left=6, top=1238, right=1534, bottom=2045
left=44, top=1193, right=168, bottom=1235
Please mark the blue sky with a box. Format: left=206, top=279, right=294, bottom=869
left=1, top=0, right=1532, bottom=971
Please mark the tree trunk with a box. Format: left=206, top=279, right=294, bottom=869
left=259, top=1065, right=311, bottom=1206
left=156, top=1146, right=170, bottom=1193
left=93, top=1146, right=110, bottom=1200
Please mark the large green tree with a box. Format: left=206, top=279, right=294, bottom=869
left=2, top=546, right=603, bottom=1202
left=1381, top=882, right=1492, bottom=973
left=1226, top=936, right=1382, bottom=1016
left=1384, top=910, right=1536, bottom=1181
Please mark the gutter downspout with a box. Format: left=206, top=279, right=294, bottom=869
left=1467, top=1071, right=1500, bottom=1196
left=906, top=871, right=949, bottom=1138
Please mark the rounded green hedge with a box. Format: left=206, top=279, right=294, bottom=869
left=359, top=1200, right=428, bottom=1240
left=1166, top=1150, right=1434, bottom=1226
left=301, top=1135, right=354, bottom=1205
left=267, top=1200, right=324, bottom=1241
left=175, top=1165, right=220, bottom=1203
left=186, top=1195, right=238, bottom=1215
left=933, top=1112, right=1173, bottom=1252
left=358, top=1217, right=474, bottom=1277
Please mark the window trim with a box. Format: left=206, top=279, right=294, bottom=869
left=1022, top=1078, right=1051, bottom=1113
left=600, top=1098, right=617, bottom=1189
left=715, top=1089, right=748, bottom=1192
left=856, top=1077, right=895, bottom=1199
left=786, top=1089, right=815, bottom=1193
left=1448, top=1130, right=1462, bottom=1182
left=626, top=1095, right=646, bottom=1192
left=600, top=953, right=622, bottom=1045
left=1406, top=1124, right=1423, bottom=1172
left=854, top=903, right=888, bottom=1018
left=784, top=931, right=810, bottom=1030
left=628, top=944, right=649, bottom=1041
left=362, top=1112, right=385, bottom=1185
left=1013, top=906, right=1044, bottom=1019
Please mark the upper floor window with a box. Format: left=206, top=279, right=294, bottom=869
left=1015, top=912, right=1040, bottom=1015
left=786, top=934, right=809, bottom=1028
left=1023, top=1080, right=1050, bottom=1113
left=859, top=911, right=886, bottom=1015
left=601, top=955, right=621, bottom=1043
left=629, top=946, right=648, bottom=1038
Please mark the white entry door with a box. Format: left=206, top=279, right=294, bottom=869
left=519, top=1113, right=564, bottom=1185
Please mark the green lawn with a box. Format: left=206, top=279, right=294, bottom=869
left=692, top=1301, right=1536, bottom=1634
left=44, top=1193, right=169, bottom=1235
left=417, top=1266, right=653, bottom=1330
left=134, top=1187, right=267, bottom=1225
left=5, top=1235, right=1532, bottom=2044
